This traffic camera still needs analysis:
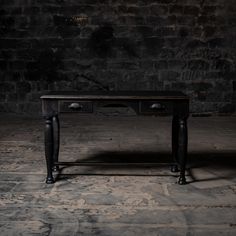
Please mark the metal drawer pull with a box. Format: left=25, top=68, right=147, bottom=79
left=68, top=102, right=83, bottom=110
left=150, top=103, right=165, bottom=110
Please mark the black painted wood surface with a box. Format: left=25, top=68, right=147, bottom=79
left=41, top=91, right=189, bottom=185
left=41, top=91, right=188, bottom=100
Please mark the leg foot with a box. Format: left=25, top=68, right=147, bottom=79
left=46, top=176, right=55, bottom=184
left=178, top=175, right=187, bottom=185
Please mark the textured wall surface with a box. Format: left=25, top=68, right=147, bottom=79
left=0, top=0, right=236, bottom=114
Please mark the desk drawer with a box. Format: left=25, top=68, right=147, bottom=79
left=139, top=101, right=172, bottom=114
left=60, top=101, right=93, bottom=113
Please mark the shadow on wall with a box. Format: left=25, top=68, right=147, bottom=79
left=26, top=48, right=63, bottom=83
left=88, top=23, right=139, bottom=58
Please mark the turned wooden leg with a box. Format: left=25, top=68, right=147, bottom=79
left=52, top=115, right=60, bottom=172
left=171, top=116, right=179, bottom=173
left=177, top=118, right=188, bottom=185
left=44, top=117, right=54, bottom=184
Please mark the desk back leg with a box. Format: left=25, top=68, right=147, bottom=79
left=177, top=118, right=188, bottom=185
left=171, top=116, right=180, bottom=173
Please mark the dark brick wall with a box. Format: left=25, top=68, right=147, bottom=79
left=0, top=0, right=235, bottom=114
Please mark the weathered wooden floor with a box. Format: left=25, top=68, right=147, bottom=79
left=0, top=113, right=236, bottom=236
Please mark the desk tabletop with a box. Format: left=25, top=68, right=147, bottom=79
left=40, top=91, right=189, bottom=100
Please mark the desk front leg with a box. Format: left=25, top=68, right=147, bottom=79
left=52, top=115, right=60, bottom=171
left=177, top=118, right=188, bottom=185
left=44, top=117, right=54, bottom=184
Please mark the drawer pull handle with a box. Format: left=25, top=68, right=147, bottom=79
left=68, top=102, right=83, bottom=110
left=150, top=103, right=165, bottom=110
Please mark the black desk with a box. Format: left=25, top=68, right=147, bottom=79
left=41, top=91, right=189, bottom=184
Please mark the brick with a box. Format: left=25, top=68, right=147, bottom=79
left=144, top=37, right=164, bottom=55
left=8, top=60, right=26, bottom=70
left=202, top=5, right=218, bottom=14
left=56, top=26, right=81, bottom=38
left=154, top=60, right=168, bottom=70
left=154, top=27, right=176, bottom=37
left=108, top=61, right=139, bottom=70
left=0, top=39, right=31, bottom=49
left=233, top=81, right=236, bottom=91
left=0, top=16, right=15, bottom=28
left=168, top=60, right=186, bottom=69
left=159, top=71, right=180, bottom=81
left=178, top=27, right=189, bottom=38
left=117, top=5, right=147, bottom=15
left=0, top=93, right=6, bottom=102
left=190, top=82, right=213, bottom=91
left=3, top=7, right=23, bottom=15
left=146, top=16, right=166, bottom=25
left=30, top=38, right=65, bottom=48
left=133, top=26, right=154, bottom=37
left=196, top=91, right=207, bottom=101
left=165, top=37, right=184, bottom=48
left=149, top=5, right=168, bottom=15
left=215, top=59, right=233, bottom=72
left=0, top=82, right=15, bottom=93
left=17, top=82, right=31, bottom=93
left=24, top=71, right=42, bottom=81
left=11, top=72, right=22, bottom=82
left=184, top=5, right=200, bottom=16
left=176, top=15, right=195, bottom=25
left=118, top=16, right=146, bottom=25
left=0, top=60, right=8, bottom=70
left=53, top=15, right=77, bottom=26
left=23, top=7, right=41, bottom=15
left=151, top=0, right=177, bottom=3
left=215, top=81, right=231, bottom=91
left=207, top=38, right=224, bottom=48
left=186, top=39, right=206, bottom=49
left=203, top=26, right=217, bottom=38
left=0, top=9, right=8, bottom=15
left=188, top=60, right=210, bottom=70
left=219, top=103, right=235, bottom=113
left=169, top=5, right=183, bottom=14
left=41, top=5, right=62, bottom=13
left=0, top=0, right=15, bottom=5
left=197, top=15, right=217, bottom=25
left=18, top=102, right=41, bottom=113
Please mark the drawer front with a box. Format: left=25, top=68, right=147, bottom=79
left=60, top=100, right=93, bottom=113
left=139, top=101, right=172, bottom=114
